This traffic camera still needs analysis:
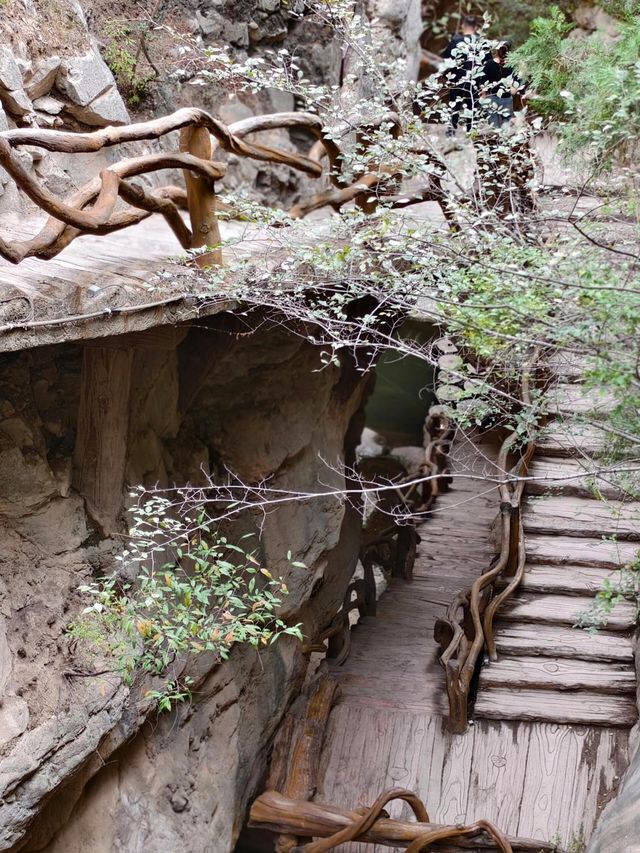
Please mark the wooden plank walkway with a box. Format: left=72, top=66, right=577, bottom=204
left=476, top=375, right=639, bottom=730
left=316, top=430, right=632, bottom=849
left=0, top=214, right=277, bottom=352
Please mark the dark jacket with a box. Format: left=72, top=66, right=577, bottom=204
left=482, top=58, right=518, bottom=96
left=441, top=34, right=488, bottom=88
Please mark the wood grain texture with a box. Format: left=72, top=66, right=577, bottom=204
left=493, top=624, right=634, bottom=662
left=516, top=725, right=629, bottom=843
left=478, top=655, right=636, bottom=694
left=467, top=721, right=530, bottom=835
left=72, top=344, right=132, bottom=535
left=498, top=593, right=636, bottom=631
left=526, top=457, right=631, bottom=500
left=496, top=563, right=620, bottom=595
left=474, top=687, right=637, bottom=726
left=314, top=431, right=633, bottom=850
left=525, top=534, right=639, bottom=567
left=535, top=422, right=607, bottom=458
left=546, top=384, right=617, bottom=415
left=523, top=496, right=640, bottom=541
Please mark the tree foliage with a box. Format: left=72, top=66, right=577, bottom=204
left=70, top=494, right=302, bottom=709
left=514, top=5, right=640, bottom=167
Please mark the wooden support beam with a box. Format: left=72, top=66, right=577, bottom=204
left=73, top=344, right=133, bottom=535
left=179, top=124, right=222, bottom=268
left=249, top=791, right=562, bottom=852
left=267, top=669, right=338, bottom=853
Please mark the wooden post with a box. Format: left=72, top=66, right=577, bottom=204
left=179, top=125, right=222, bottom=268
left=266, top=669, right=339, bottom=853
left=505, top=502, right=520, bottom=578
left=73, top=344, right=133, bottom=536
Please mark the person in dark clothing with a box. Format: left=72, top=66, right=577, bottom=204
left=481, top=41, right=518, bottom=128
left=441, top=14, right=486, bottom=134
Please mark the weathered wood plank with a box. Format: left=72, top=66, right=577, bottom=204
left=536, top=422, right=607, bottom=458
left=517, top=725, right=629, bottom=847
left=547, top=384, right=617, bottom=415
left=493, top=624, right=634, bottom=662
left=496, top=563, right=619, bottom=595
left=268, top=669, right=338, bottom=800
left=523, top=496, right=640, bottom=541
left=526, top=534, right=639, bottom=568
left=433, top=725, right=476, bottom=825
left=467, top=720, right=530, bottom=835
left=526, top=457, right=631, bottom=500
left=72, top=344, right=133, bottom=534
left=478, top=655, right=636, bottom=694
left=474, top=687, right=637, bottom=726
left=498, top=593, right=636, bottom=631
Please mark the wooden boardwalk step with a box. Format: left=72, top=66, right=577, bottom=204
left=547, top=384, right=617, bottom=416
left=544, top=351, right=589, bottom=381
left=526, top=457, right=630, bottom=500
left=494, top=624, right=634, bottom=662
left=498, top=593, right=636, bottom=631
left=496, top=563, right=620, bottom=595
left=526, top=534, right=639, bottom=568
left=523, top=496, right=640, bottom=541
left=536, top=421, right=607, bottom=458
left=478, top=655, right=636, bottom=694
left=474, top=687, right=637, bottom=726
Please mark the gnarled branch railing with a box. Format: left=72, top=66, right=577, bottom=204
left=434, top=350, right=540, bottom=733
left=302, top=406, right=454, bottom=667
left=0, top=107, right=450, bottom=268
left=250, top=789, right=563, bottom=852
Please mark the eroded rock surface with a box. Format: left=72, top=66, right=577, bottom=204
left=0, top=317, right=370, bottom=852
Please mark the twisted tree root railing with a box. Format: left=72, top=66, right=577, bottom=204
left=303, top=407, right=454, bottom=667
left=434, top=351, right=540, bottom=733
left=0, top=107, right=450, bottom=268
left=250, top=789, right=563, bottom=852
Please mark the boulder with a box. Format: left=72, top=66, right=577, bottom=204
left=0, top=46, right=23, bottom=92
left=0, top=695, right=29, bottom=747
left=225, top=20, right=250, bottom=48
left=574, top=3, right=621, bottom=38
left=195, top=9, right=224, bottom=37
left=34, top=112, right=63, bottom=128
left=65, top=86, right=130, bottom=127
left=0, top=86, right=33, bottom=117
left=56, top=49, right=116, bottom=107
left=33, top=95, right=64, bottom=114
left=24, top=56, right=61, bottom=100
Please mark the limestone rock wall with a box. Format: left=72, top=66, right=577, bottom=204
left=0, top=0, right=131, bottom=220
left=0, top=316, right=370, bottom=852
left=0, top=0, right=423, bottom=215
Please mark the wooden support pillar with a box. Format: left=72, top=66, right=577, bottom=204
left=179, top=125, right=222, bottom=268
left=73, top=344, right=133, bottom=536
left=267, top=668, right=338, bottom=853
left=505, top=502, right=520, bottom=578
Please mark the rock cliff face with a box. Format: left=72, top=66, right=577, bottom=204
left=0, top=1, right=416, bottom=848
left=0, top=0, right=130, bottom=220
left=0, top=316, right=370, bottom=852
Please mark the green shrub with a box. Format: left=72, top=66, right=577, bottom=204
left=69, top=493, right=302, bottom=710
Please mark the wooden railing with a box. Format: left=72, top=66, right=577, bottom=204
left=0, top=107, right=449, bottom=268
left=434, top=352, right=540, bottom=733
left=252, top=668, right=562, bottom=853
left=302, top=406, right=454, bottom=667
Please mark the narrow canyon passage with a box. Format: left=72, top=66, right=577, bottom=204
left=314, top=431, right=630, bottom=850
